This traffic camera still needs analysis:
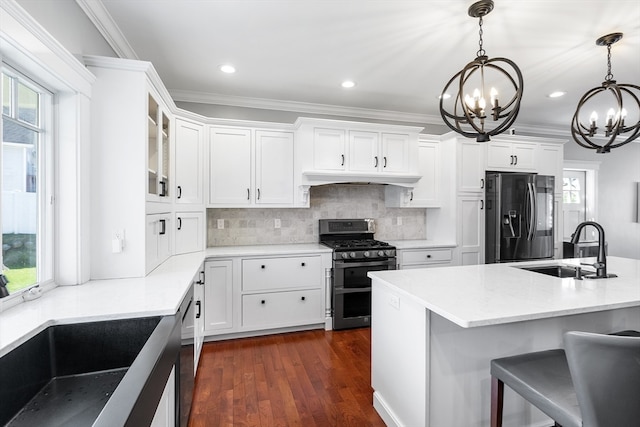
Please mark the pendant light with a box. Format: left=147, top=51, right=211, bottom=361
left=571, top=33, right=640, bottom=153
left=439, top=0, right=523, bottom=142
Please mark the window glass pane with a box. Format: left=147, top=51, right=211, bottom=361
left=17, top=81, right=39, bottom=126
left=2, top=71, right=41, bottom=294
left=2, top=74, right=11, bottom=116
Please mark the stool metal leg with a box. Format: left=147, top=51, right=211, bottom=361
left=491, top=376, right=504, bottom=427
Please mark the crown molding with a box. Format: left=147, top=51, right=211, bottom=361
left=170, top=89, right=438, bottom=125
left=75, top=0, right=137, bottom=59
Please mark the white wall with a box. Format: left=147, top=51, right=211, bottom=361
left=564, top=140, right=640, bottom=259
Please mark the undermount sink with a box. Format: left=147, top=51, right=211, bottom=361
left=516, top=264, right=585, bottom=278
left=0, top=315, right=180, bottom=427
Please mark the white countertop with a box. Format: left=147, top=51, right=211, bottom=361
left=369, top=257, right=640, bottom=328
left=0, top=243, right=332, bottom=358
left=386, top=240, right=457, bottom=249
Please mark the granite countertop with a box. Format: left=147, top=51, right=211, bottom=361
left=369, top=256, right=640, bottom=328
left=0, top=243, right=332, bottom=357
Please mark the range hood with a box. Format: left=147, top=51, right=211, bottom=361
left=302, top=170, right=422, bottom=187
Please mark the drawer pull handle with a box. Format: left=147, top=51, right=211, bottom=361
left=301, top=296, right=306, bottom=301
left=301, top=262, right=305, bottom=267
left=261, top=300, right=266, bottom=304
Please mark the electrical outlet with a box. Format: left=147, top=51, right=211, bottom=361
left=274, top=218, right=281, bottom=229
left=217, top=219, right=224, bottom=229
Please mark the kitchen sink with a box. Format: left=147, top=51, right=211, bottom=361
left=0, top=315, right=180, bottom=427
left=516, top=264, right=584, bottom=278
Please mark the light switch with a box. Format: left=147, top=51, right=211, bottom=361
left=217, top=219, right=224, bottom=229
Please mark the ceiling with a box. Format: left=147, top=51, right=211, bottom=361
left=80, top=0, right=640, bottom=132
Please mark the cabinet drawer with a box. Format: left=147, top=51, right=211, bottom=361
left=242, top=289, right=323, bottom=327
left=242, top=256, right=322, bottom=291
left=402, top=248, right=452, bottom=265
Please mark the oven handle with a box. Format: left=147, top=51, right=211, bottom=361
left=334, top=286, right=372, bottom=294
left=333, top=259, right=396, bottom=269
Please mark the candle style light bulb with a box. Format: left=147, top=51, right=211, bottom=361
left=606, top=108, right=615, bottom=126
left=620, top=108, right=628, bottom=119
left=490, top=87, right=499, bottom=108
left=589, top=111, right=598, bottom=126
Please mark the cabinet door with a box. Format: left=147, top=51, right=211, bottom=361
left=537, top=143, right=563, bottom=194
left=175, top=211, right=204, bottom=255
left=313, top=128, right=346, bottom=171
left=255, top=130, right=294, bottom=205
left=194, top=270, right=205, bottom=371
left=175, top=118, right=204, bottom=205
left=242, top=289, right=323, bottom=328
left=511, top=143, right=536, bottom=170
left=410, top=141, right=440, bottom=206
left=209, top=128, right=252, bottom=205
left=150, top=368, right=175, bottom=427
left=349, top=131, right=379, bottom=172
left=458, top=141, right=485, bottom=193
left=381, top=133, right=410, bottom=173
left=486, top=142, right=514, bottom=169
left=145, top=213, right=171, bottom=274
left=457, top=196, right=484, bottom=265
left=147, top=94, right=171, bottom=202
left=204, top=260, right=234, bottom=332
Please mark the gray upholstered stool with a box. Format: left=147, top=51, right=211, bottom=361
left=490, top=331, right=640, bottom=427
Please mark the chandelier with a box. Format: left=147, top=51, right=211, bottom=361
left=571, top=33, right=640, bottom=153
left=439, top=0, right=523, bottom=142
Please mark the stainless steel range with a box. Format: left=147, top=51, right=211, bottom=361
left=319, top=219, right=396, bottom=330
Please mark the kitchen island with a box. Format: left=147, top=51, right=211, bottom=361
left=368, top=257, right=640, bottom=427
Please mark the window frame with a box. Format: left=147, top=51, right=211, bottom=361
left=1, top=64, right=55, bottom=299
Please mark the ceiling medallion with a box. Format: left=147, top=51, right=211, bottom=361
left=439, top=0, right=523, bottom=142
left=571, top=33, right=640, bottom=153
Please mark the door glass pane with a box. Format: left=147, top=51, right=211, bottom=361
left=2, top=74, right=11, bottom=116
left=17, top=82, right=39, bottom=126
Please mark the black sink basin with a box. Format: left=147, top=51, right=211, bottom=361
left=0, top=315, right=180, bottom=427
left=517, top=264, right=586, bottom=278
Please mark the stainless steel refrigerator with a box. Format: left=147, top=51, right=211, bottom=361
left=485, top=172, right=555, bottom=263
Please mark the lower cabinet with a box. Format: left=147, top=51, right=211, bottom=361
left=457, top=196, right=485, bottom=265
left=174, top=211, right=204, bottom=255
left=146, top=213, right=172, bottom=274
left=397, top=247, right=454, bottom=269
left=203, top=251, right=331, bottom=338
left=150, top=367, right=175, bottom=427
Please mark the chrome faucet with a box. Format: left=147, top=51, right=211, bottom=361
left=570, top=221, right=609, bottom=278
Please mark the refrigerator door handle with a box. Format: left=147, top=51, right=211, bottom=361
left=527, top=182, right=536, bottom=240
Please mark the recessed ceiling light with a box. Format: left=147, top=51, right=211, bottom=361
left=219, top=64, right=236, bottom=74
left=341, top=80, right=356, bottom=89
left=548, top=91, right=566, bottom=98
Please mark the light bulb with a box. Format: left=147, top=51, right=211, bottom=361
left=490, top=87, right=498, bottom=107
left=589, top=111, right=598, bottom=126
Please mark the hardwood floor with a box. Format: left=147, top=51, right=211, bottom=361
left=188, top=328, right=386, bottom=427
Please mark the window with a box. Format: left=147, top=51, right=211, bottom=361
left=562, top=177, right=581, bottom=204
left=1, top=67, right=53, bottom=296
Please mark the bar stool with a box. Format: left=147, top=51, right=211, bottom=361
left=490, top=331, right=640, bottom=427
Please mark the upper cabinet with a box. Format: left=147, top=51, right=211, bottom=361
left=486, top=140, right=536, bottom=171
left=208, top=127, right=294, bottom=207
left=385, top=136, right=441, bottom=208
left=85, top=56, right=175, bottom=279
left=175, top=118, right=205, bottom=205
left=147, top=95, right=171, bottom=202
left=295, top=118, right=422, bottom=190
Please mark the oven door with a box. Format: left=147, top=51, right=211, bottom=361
left=332, top=258, right=395, bottom=330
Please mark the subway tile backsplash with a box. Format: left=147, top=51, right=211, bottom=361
left=207, top=184, right=426, bottom=246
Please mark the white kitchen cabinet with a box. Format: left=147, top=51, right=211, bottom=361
left=150, top=367, right=175, bottom=427
left=203, top=251, right=331, bottom=338
left=194, top=268, right=205, bottom=372
left=385, top=137, right=441, bottom=207
left=208, top=127, right=294, bottom=207
left=86, top=56, right=177, bottom=279
left=486, top=140, right=536, bottom=171
left=457, top=138, right=486, bottom=194
left=397, top=248, right=453, bottom=269
left=174, top=211, right=204, bottom=255
left=203, top=259, right=234, bottom=333
left=381, top=133, right=411, bottom=173
left=175, top=118, right=204, bottom=205
left=349, top=130, right=378, bottom=172
left=145, top=213, right=172, bottom=274
left=537, top=143, right=564, bottom=194
left=457, top=196, right=485, bottom=265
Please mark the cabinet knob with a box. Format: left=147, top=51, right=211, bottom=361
left=261, top=300, right=266, bottom=305
left=261, top=265, right=266, bottom=269
left=301, top=296, right=306, bottom=301
left=426, top=254, right=432, bottom=258
left=301, top=262, right=305, bottom=267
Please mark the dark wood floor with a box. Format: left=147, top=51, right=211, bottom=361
left=188, top=328, right=386, bottom=427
